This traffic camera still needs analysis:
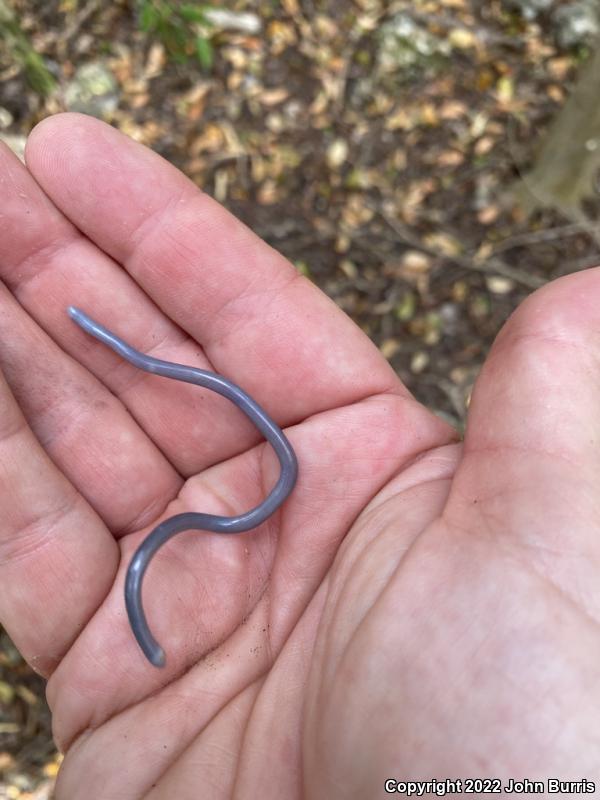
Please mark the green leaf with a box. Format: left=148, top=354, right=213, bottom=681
left=139, top=1, right=160, bottom=31
left=195, top=35, right=213, bottom=70
left=170, top=23, right=189, bottom=55
left=179, top=4, right=208, bottom=23
left=23, top=51, right=56, bottom=96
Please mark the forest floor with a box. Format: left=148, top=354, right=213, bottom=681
left=1, top=0, right=600, bottom=796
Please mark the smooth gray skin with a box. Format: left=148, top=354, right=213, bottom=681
left=67, top=306, right=299, bottom=668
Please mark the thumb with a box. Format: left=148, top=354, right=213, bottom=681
left=444, top=266, right=600, bottom=612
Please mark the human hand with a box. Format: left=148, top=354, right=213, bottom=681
left=0, top=113, right=597, bottom=799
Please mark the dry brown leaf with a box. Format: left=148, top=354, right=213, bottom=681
left=341, top=196, right=374, bottom=227
left=486, top=121, right=504, bottom=136
left=187, top=157, right=207, bottom=174
left=439, top=99, right=468, bottom=120
left=190, top=123, right=225, bottom=155
left=450, top=366, right=470, bottom=384
left=267, top=20, right=297, bottom=54
left=476, top=68, right=494, bottom=91
left=251, top=156, right=267, bottom=183
left=396, top=254, right=433, bottom=296
left=237, top=35, right=262, bottom=51
left=42, top=755, right=63, bottom=778
left=449, top=28, right=476, bottom=49
left=477, top=205, right=500, bottom=224
left=399, top=179, right=436, bottom=221
left=369, top=92, right=394, bottom=116
left=423, top=232, right=462, bottom=256
left=380, top=338, right=401, bottom=359
left=470, top=111, right=488, bottom=138
left=144, top=122, right=165, bottom=145
left=179, top=82, right=212, bottom=121
left=486, top=275, right=514, bottom=294
left=496, top=75, right=514, bottom=105
left=385, top=107, right=413, bottom=131
left=411, top=351, right=430, bottom=374
left=214, top=170, right=229, bottom=203
left=259, top=88, right=290, bottom=106
left=526, top=37, right=554, bottom=60
left=355, top=12, right=380, bottom=32
left=474, top=136, right=495, bottom=156
left=219, top=121, right=244, bottom=155
left=222, top=47, right=249, bottom=69
left=257, top=179, right=281, bottom=204
left=266, top=112, right=285, bottom=133
left=354, top=0, right=382, bottom=11
left=108, top=48, right=133, bottom=84
left=452, top=280, right=468, bottom=301
left=335, top=233, right=351, bottom=253
left=393, top=149, right=408, bottom=170
left=437, top=150, right=465, bottom=166
left=227, top=72, right=244, bottom=91
left=346, top=167, right=376, bottom=189
left=130, top=92, right=150, bottom=109
left=119, top=116, right=150, bottom=143
left=309, top=90, right=329, bottom=115
left=402, top=251, right=432, bottom=272
left=327, top=138, right=349, bottom=169
left=122, top=77, right=148, bottom=94
left=281, top=0, right=300, bottom=16
left=429, top=76, right=454, bottom=95
left=339, top=259, right=358, bottom=278
left=547, top=57, right=573, bottom=80
left=473, top=242, right=493, bottom=262
left=373, top=300, right=394, bottom=314
left=420, top=103, right=440, bottom=127
left=547, top=85, right=565, bottom=103
left=144, top=42, right=166, bottom=79
left=314, top=15, right=339, bottom=40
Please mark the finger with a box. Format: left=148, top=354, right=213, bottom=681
left=0, top=365, right=119, bottom=676
left=25, top=113, right=406, bottom=422
left=444, top=267, right=600, bottom=617
left=0, top=139, right=259, bottom=477
left=0, top=283, right=181, bottom=532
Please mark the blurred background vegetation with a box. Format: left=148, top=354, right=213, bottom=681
left=1, top=0, right=599, bottom=796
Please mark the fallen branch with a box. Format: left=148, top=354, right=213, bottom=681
left=488, top=221, right=597, bottom=256
left=372, top=203, right=545, bottom=290
left=46, top=0, right=103, bottom=56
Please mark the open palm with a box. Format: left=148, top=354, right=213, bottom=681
left=1, top=114, right=598, bottom=799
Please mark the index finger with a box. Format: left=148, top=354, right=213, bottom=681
left=25, top=113, right=406, bottom=419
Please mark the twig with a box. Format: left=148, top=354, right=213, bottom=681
left=332, top=44, right=356, bottom=115
left=53, top=0, right=103, bottom=56
left=332, top=17, right=380, bottom=115
left=488, top=221, right=596, bottom=256
left=407, top=8, right=523, bottom=49
left=371, top=202, right=546, bottom=290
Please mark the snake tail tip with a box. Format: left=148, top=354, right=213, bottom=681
left=149, top=647, right=166, bottom=669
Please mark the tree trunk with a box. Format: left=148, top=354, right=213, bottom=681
left=514, top=35, right=600, bottom=219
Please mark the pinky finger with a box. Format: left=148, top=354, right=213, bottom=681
left=0, top=367, right=119, bottom=676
